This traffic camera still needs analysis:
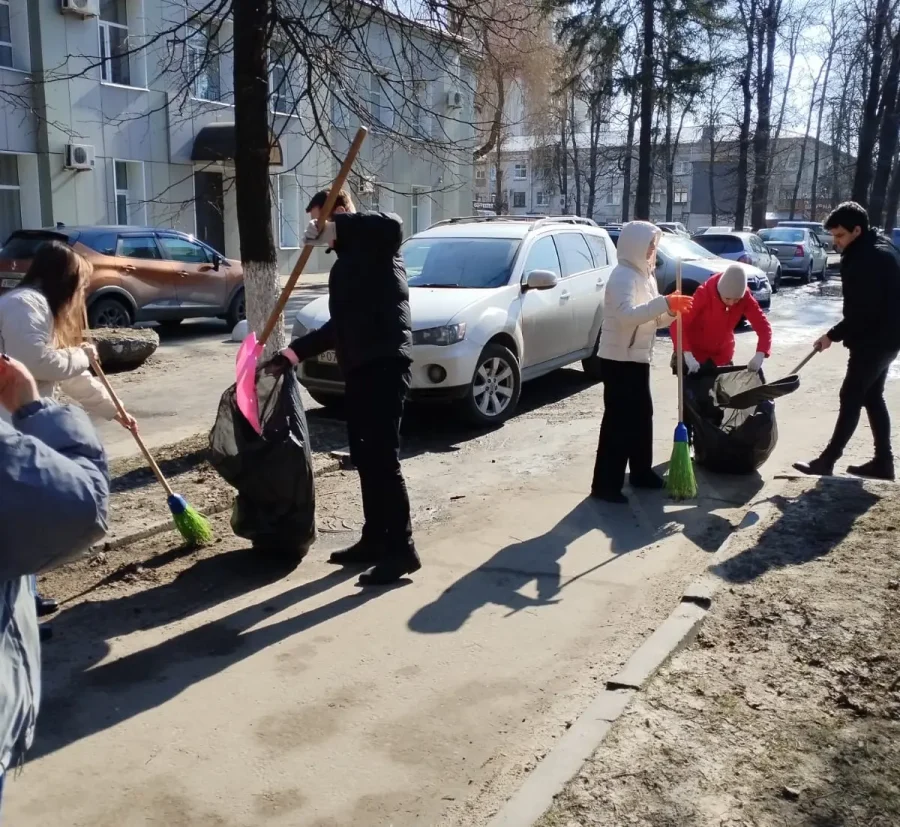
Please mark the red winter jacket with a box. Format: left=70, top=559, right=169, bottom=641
left=670, top=274, right=772, bottom=366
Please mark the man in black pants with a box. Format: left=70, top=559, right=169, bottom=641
left=794, top=202, right=900, bottom=480
left=266, top=189, right=420, bottom=585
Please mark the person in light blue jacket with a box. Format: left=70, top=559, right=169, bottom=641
left=0, top=355, right=109, bottom=809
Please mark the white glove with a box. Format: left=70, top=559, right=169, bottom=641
left=684, top=352, right=700, bottom=374
left=303, top=219, right=336, bottom=247
left=747, top=352, right=766, bottom=372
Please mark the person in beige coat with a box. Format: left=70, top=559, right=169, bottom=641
left=591, top=221, right=692, bottom=503
left=0, top=241, right=135, bottom=623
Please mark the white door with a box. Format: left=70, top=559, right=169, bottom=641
left=558, top=232, right=608, bottom=350
left=518, top=234, right=575, bottom=367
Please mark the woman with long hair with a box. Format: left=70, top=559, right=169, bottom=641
left=0, top=241, right=136, bottom=627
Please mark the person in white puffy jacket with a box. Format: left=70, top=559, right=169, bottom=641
left=591, top=221, right=692, bottom=503
left=0, top=240, right=135, bottom=622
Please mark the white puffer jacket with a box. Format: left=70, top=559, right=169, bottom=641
left=598, top=222, right=674, bottom=364
left=0, top=288, right=117, bottom=423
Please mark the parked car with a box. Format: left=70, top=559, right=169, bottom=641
left=657, top=222, right=689, bottom=236
left=292, top=216, right=617, bottom=425
left=702, top=226, right=736, bottom=234
left=776, top=220, right=832, bottom=251
left=691, top=231, right=782, bottom=292
left=654, top=235, right=771, bottom=309
left=605, top=227, right=621, bottom=247
left=0, top=226, right=245, bottom=329
left=758, top=227, right=828, bottom=284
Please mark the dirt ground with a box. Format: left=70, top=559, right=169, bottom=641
left=537, top=477, right=900, bottom=827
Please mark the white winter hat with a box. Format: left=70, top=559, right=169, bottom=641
left=718, top=265, right=748, bottom=300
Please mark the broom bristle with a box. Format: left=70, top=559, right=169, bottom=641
left=666, top=439, right=697, bottom=500
left=167, top=494, right=214, bottom=546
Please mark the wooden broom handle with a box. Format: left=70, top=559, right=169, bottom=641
left=675, top=258, right=684, bottom=422
left=257, top=127, right=369, bottom=349
left=82, top=316, right=174, bottom=497
left=790, top=349, right=818, bottom=376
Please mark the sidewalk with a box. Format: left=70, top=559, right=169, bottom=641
left=538, top=476, right=900, bottom=826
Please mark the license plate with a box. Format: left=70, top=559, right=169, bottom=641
left=1, top=278, right=20, bottom=288
left=317, top=350, right=338, bottom=364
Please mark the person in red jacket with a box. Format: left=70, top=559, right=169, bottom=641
left=670, top=265, right=773, bottom=373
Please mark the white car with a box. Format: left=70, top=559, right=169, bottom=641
left=292, top=216, right=616, bottom=425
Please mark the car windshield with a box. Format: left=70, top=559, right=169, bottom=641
left=767, top=228, right=805, bottom=242
left=403, top=237, right=521, bottom=289
left=693, top=235, right=744, bottom=255
left=659, top=236, right=711, bottom=261
left=0, top=232, right=69, bottom=259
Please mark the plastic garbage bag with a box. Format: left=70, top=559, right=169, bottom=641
left=209, top=370, right=316, bottom=559
left=684, top=367, right=796, bottom=475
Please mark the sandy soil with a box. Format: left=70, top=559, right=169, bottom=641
left=538, top=476, right=900, bottom=827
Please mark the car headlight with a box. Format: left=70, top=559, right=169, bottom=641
left=412, top=323, right=467, bottom=347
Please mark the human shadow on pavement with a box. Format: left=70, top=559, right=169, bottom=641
left=713, top=476, right=880, bottom=585
left=31, top=561, right=395, bottom=760
left=409, top=468, right=762, bottom=635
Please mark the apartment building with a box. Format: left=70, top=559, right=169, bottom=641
left=0, top=0, right=476, bottom=271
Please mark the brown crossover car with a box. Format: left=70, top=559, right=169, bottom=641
left=0, top=226, right=245, bottom=329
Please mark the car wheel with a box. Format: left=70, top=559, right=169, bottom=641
left=226, top=289, right=246, bottom=329
left=772, top=269, right=781, bottom=293
left=581, top=328, right=604, bottom=382
left=88, top=297, right=133, bottom=329
left=801, top=263, right=812, bottom=285
left=463, top=343, right=521, bottom=426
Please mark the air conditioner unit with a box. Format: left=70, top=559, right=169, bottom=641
left=446, top=89, right=463, bottom=110
left=60, top=0, right=99, bottom=17
left=358, top=175, right=375, bottom=195
left=64, top=144, right=96, bottom=171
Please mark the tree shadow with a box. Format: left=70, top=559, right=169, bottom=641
left=712, top=477, right=881, bottom=585
left=409, top=466, right=762, bottom=636
left=31, top=553, right=393, bottom=760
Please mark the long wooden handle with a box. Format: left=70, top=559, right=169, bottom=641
left=675, top=258, right=684, bottom=422
left=257, top=126, right=369, bottom=348
left=790, top=349, right=818, bottom=376
left=83, top=315, right=174, bottom=497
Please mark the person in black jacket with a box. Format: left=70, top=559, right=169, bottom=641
left=266, top=189, right=420, bottom=585
left=794, top=201, right=900, bottom=480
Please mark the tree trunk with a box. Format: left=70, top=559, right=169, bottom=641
left=570, top=93, right=582, bottom=216
left=635, top=0, right=655, bottom=220
left=852, top=0, right=891, bottom=204
left=791, top=66, right=820, bottom=220
left=557, top=106, right=569, bottom=214
left=868, top=33, right=900, bottom=227
left=664, top=93, right=674, bottom=222
left=708, top=126, right=718, bottom=226
left=475, top=65, right=506, bottom=161
left=734, top=0, right=756, bottom=231
left=767, top=28, right=798, bottom=181
left=750, top=0, right=779, bottom=232
left=811, top=47, right=834, bottom=222
left=621, top=86, right=638, bottom=222
left=233, top=0, right=281, bottom=353
left=885, top=152, right=900, bottom=229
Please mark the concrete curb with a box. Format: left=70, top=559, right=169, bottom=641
left=95, top=453, right=345, bottom=553
left=486, top=486, right=785, bottom=827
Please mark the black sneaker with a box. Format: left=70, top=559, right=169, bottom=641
left=358, top=550, right=422, bottom=586
left=847, top=458, right=895, bottom=481
left=792, top=457, right=835, bottom=476
left=328, top=540, right=383, bottom=567
left=590, top=488, right=628, bottom=504
left=630, top=470, right=665, bottom=490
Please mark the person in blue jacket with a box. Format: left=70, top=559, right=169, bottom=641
left=0, top=355, right=109, bottom=809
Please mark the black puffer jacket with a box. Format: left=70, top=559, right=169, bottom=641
left=828, top=230, right=900, bottom=352
left=288, top=212, right=412, bottom=373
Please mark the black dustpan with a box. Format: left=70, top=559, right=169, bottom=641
left=716, top=349, right=817, bottom=409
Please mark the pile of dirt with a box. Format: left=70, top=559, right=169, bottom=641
left=538, top=477, right=900, bottom=827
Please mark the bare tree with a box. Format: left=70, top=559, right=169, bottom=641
left=734, top=0, right=758, bottom=230
left=868, top=25, right=900, bottom=226
left=635, top=0, right=656, bottom=219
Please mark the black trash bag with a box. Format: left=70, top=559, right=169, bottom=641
left=208, top=370, right=316, bottom=559
left=684, top=368, right=782, bottom=475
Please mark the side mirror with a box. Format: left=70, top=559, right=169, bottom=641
left=524, top=269, right=559, bottom=290
left=212, top=253, right=223, bottom=271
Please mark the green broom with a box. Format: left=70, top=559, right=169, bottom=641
left=666, top=259, right=698, bottom=500
left=83, top=320, right=213, bottom=546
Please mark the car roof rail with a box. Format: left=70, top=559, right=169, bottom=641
left=427, top=215, right=599, bottom=230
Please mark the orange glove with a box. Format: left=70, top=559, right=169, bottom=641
left=666, top=291, right=693, bottom=315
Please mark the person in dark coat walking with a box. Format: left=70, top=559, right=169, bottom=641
left=794, top=201, right=900, bottom=480
left=266, top=190, right=420, bottom=585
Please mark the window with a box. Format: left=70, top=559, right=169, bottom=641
left=114, top=160, right=129, bottom=224
left=674, top=189, right=688, bottom=205
left=675, top=161, right=692, bottom=176
left=188, top=22, right=220, bottom=102
left=605, top=186, right=620, bottom=206
left=651, top=190, right=663, bottom=205
left=270, top=45, right=297, bottom=115
left=490, top=166, right=497, bottom=182
left=514, top=163, right=527, bottom=180
left=585, top=234, right=608, bottom=267
left=522, top=235, right=560, bottom=276
left=278, top=175, right=301, bottom=248
left=159, top=235, right=212, bottom=263
left=512, top=191, right=526, bottom=208
left=0, top=154, right=21, bottom=244
left=411, top=79, right=430, bottom=137
left=779, top=186, right=794, bottom=205
left=369, top=72, right=394, bottom=130
left=99, top=0, right=130, bottom=85
left=411, top=187, right=431, bottom=233
left=475, top=167, right=486, bottom=182
left=535, top=191, right=546, bottom=207
left=116, top=235, right=161, bottom=259
left=0, top=0, right=11, bottom=68
left=555, top=233, right=594, bottom=277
